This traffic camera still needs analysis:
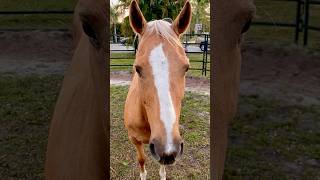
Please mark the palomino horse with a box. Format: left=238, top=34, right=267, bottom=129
left=45, top=0, right=108, bottom=179
left=124, top=0, right=192, bottom=179
left=212, top=0, right=255, bottom=179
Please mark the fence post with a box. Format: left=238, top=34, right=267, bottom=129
left=134, top=35, right=138, bottom=54
left=304, top=0, right=310, bottom=46
left=201, top=34, right=205, bottom=76
left=185, top=34, right=188, bottom=49
left=295, top=0, right=302, bottom=44
left=204, top=34, right=209, bottom=76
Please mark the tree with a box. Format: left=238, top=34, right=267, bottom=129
left=190, top=0, right=210, bottom=33
left=110, top=6, right=119, bottom=42
left=117, top=0, right=185, bottom=38
left=116, top=0, right=210, bottom=37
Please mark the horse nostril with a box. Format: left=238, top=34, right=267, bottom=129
left=180, top=142, right=184, bottom=155
left=160, top=154, right=176, bottom=165
left=150, top=143, right=156, bottom=155
left=149, top=143, right=160, bottom=161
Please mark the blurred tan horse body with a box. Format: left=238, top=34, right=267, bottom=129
left=45, top=0, right=108, bottom=179
left=212, top=0, right=255, bottom=179
left=124, top=1, right=192, bottom=179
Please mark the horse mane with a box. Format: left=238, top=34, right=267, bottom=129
left=142, top=20, right=183, bottom=48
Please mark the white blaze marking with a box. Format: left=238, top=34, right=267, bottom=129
left=149, top=44, right=176, bottom=153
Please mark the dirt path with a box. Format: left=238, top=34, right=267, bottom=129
left=0, top=31, right=72, bottom=75
left=1, top=31, right=320, bottom=104
left=241, top=42, right=320, bottom=105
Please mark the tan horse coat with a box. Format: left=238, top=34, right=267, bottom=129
left=45, top=0, right=109, bottom=179
left=212, top=0, right=255, bottom=179
left=124, top=1, right=192, bottom=179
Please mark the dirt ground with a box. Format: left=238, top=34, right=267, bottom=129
left=0, top=31, right=72, bottom=75
left=241, top=42, right=320, bottom=105
left=1, top=30, right=320, bottom=105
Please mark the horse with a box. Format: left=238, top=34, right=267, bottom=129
left=212, top=0, right=255, bottom=179
left=124, top=0, right=192, bottom=179
left=45, top=0, right=109, bottom=179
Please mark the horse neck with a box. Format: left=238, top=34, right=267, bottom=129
left=45, top=27, right=108, bottom=180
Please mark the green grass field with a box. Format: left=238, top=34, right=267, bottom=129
left=0, top=0, right=75, bottom=29
left=247, top=0, right=320, bottom=50
left=0, top=75, right=62, bottom=179
left=225, top=95, right=320, bottom=179
left=0, top=75, right=319, bottom=179
left=0, top=75, right=210, bottom=179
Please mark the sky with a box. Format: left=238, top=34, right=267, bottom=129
left=110, top=0, right=119, bottom=7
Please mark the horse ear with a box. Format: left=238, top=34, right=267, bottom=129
left=129, top=0, right=147, bottom=35
left=172, top=1, right=192, bottom=35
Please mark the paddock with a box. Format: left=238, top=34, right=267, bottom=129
left=0, top=0, right=320, bottom=179
left=0, top=30, right=319, bottom=178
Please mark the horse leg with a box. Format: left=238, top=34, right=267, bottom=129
left=131, top=137, right=147, bottom=180
left=159, top=165, right=166, bottom=180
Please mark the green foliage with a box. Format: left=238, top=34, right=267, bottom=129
left=138, top=0, right=185, bottom=21
left=118, top=0, right=185, bottom=38
left=116, top=0, right=210, bottom=36
left=110, top=23, right=122, bottom=35
left=190, top=0, right=210, bottom=33
left=120, top=16, right=135, bottom=40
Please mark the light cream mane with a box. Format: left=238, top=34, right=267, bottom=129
left=141, top=20, right=183, bottom=48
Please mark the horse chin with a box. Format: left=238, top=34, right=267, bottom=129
left=158, top=158, right=176, bottom=165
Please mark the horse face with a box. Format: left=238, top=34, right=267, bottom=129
left=74, top=0, right=107, bottom=53
left=45, top=0, right=108, bottom=178
left=129, top=0, right=191, bottom=165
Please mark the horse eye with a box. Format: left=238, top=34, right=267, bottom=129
left=241, top=19, right=252, bottom=34
left=135, top=65, right=142, bottom=77
left=184, top=64, right=190, bottom=72
left=82, top=20, right=100, bottom=48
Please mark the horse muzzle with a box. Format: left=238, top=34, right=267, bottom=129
left=149, top=139, right=183, bottom=165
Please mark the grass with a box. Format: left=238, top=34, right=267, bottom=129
left=247, top=0, right=320, bottom=50
left=0, top=74, right=210, bottom=179
left=0, top=0, right=319, bottom=49
left=0, top=0, right=75, bottom=29
left=225, top=95, right=320, bottom=179
left=0, top=0, right=75, bottom=10
left=110, top=52, right=210, bottom=78
left=0, top=74, right=62, bottom=179
left=110, top=85, right=210, bottom=179
left=0, top=74, right=319, bottom=179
